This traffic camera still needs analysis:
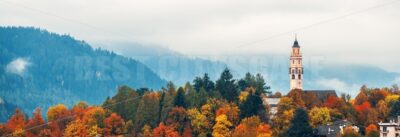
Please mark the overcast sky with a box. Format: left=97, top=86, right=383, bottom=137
left=1, top=0, right=399, bottom=72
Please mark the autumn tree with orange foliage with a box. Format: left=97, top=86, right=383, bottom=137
left=215, top=103, right=239, bottom=125
left=355, top=86, right=369, bottom=105
left=324, top=95, right=342, bottom=109
left=82, top=107, right=105, bottom=126
left=103, top=113, right=125, bottom=136
left=287, top=89, right=305, bottom=108
left=166, top=107, right=187, bottom=133
left=6, top=109, right=25, bottom=132
left=153, top=123, right=180, bottom=137
left=25, top=108, right=45, bottom=137
left=369, top=88, right=389, bottom=107
left=187, top=108, right=210, bottom=137
left=140, top=124, right=153, bottom=137
left=64, top=119, right=89, bottom=137
left=365, top=124, right=379, bottom=137
left=212, top=114, right=232, bottom=137
left=376, top=100, right=389, bottom=121
left=309, top=107, right=331, bottom=128
left=232, top=116, right=271, bottom=137
left=354, top=102, right=378, bottom=126
left=182, top=123, right=192, bottom=137
left=47, top=104, right=71, bottom=133
left=71, top=101, right=89, bottom=120
left=272, top=97, right=296, bottom=136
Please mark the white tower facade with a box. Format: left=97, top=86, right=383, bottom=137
left=289, top=36, right=303, bottom=90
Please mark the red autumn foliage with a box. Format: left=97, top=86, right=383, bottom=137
left=153, top=123, right=180, bottom=137
left=166, top=107, right=187, bottom=133
left=25, top=108, right=45, bottom=137
left=355, top=102, right=371, bottom=112
left=216, top=108, right=228, bottom=117
left=103, top=113, right=125, bottom=136
left=324, top=95, right=341, bottom=109
left=46, top=122, right=63, bottom=137
left=365, top=124, right=378, bottom=133
left=6, top=109, right=25, bottom=131
left=182, top=123, right=192, bottom=137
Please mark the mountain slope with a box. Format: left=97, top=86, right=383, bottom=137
left=101, top=43, right=227, bottom=85
left=0, top=27, right=166, bottom=121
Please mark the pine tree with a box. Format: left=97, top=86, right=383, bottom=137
left=284, top=108, right=313, bottom=137
left=203, top=73, right=215, bottom=92
left=255, top=73, right=271, bottom=95
left=174, top=87, right=186, bottom=108
left=239, top=90, right=268, bottom=122
left=160, top=82, right=176, bottom=122
left=390, top=101, right=400, bottom=117
left=193, top=73, right=215, bottom=93
left=216, top=68, right=238, bottom=102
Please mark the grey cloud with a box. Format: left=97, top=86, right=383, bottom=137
left=0, top=0, right=399, bottom=72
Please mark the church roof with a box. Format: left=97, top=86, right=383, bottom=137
left=303, top=90, right=337, bottom=101
left=292, top=39, right=300, bottom=48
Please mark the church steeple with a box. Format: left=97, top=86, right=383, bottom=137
left=289, top=34, right=303, bottom=90
left=293, top=34, right=300, bottom=48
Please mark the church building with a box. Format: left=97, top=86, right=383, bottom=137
left=289, top=35, right=337, bottom=102
left=265, top=36, right=338, bottom=117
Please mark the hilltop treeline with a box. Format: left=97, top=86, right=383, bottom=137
left=1, top=68, right=400, bottom=137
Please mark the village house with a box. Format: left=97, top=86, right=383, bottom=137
left=378, top=116, right=400, bottom=137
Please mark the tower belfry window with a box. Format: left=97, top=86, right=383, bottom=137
left=292, top=74, right=295, bottom=79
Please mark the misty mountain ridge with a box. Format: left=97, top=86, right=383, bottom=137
left=0, top=27, right=166, bottom=122
left=99, top=42, right=227, bottom=85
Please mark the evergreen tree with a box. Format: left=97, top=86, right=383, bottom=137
left=174, top=87, right=186, bottom=108
left=255, top=73, right=271, bottom=95
left=216, top=68, right=238, bottom=102
left=238, top=72, right=255, bottom=91
left=237, top=73, right=270, bottom=95
left=239, top=91, right=268, bottom=121
left=202, top=73, right=215, bottom=92
left=238, top=79, right=248, bottom=91
left=284, top=108, right=313, bottom=137
left=389, top=100, right=400, bottom=117
left=193, top=77, right=203, bottom=92
left=160, top=82, right=176, bottom=122
left=193, top=73, right=215, bottom=92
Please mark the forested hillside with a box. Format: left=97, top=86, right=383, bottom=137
left=0, top=27, right=166, bottom=122
left=1, top=68, right=399, bottom=137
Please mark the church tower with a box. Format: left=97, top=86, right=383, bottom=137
left=289, top=35, right=303, bottom=90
